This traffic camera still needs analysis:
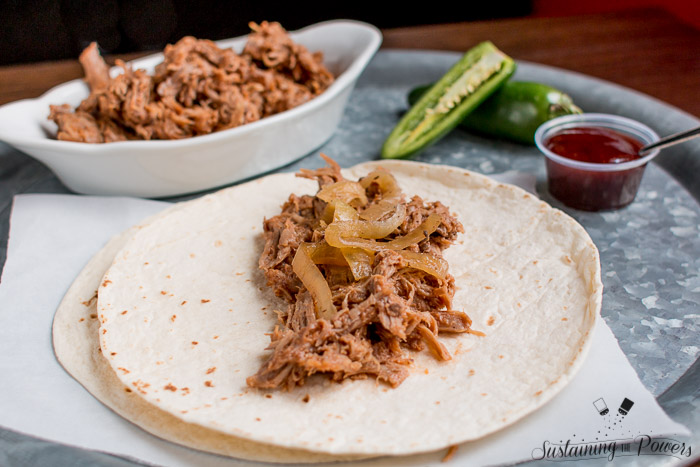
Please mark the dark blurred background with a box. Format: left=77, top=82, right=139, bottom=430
left=1, top=0, right=698, bottom=66
left=0, top=0, right=534, bottom=66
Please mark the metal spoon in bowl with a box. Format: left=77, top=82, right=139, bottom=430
left=639, top=126, right=700, bottom=156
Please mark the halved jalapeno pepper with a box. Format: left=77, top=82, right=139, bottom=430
left=381, top=41, right=516, bottom=159
left=406, top=81, right=582, bottom=145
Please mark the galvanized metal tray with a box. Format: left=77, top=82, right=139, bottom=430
left=1, top=50, right=698, bottom=466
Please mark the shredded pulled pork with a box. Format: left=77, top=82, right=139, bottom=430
left=248, top=156, right=476, bottom=390
left=49, top=21, right=334, bottom=143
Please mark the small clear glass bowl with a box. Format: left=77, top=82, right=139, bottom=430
left=534, top=113, right=660, bottom=211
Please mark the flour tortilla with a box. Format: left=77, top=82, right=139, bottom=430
left=63, top=160, right=601, bottom=457
left=52, top=216, right=364, bottom=463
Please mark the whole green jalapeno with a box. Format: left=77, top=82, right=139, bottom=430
left=381, top=41, right=516, bottom=159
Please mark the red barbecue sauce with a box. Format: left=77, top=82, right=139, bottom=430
left=544, top=127, right=646, bottom=211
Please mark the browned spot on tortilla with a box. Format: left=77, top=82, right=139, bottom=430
left=255, top=418, right=261, bottom=421
left=171, top=315, right=176, bottom=322
left=435, top=401, right=440, bottom=405
left=124, top=388, right=132, bottom=393
left=469, top=369, right=475, bottom=376
left=562, top=317, right=568, bottom=321
left=424, top=369, right=429, bottom=374
left=302, top=394, right=310, bottom=403
left=166, top=275, right=171, bottom=279
left=214, top=240, right=222, bottom=247
left=498, top=355, right=504, bottom=359
left=78, top=318, right=85, bottom=322
left=102, top=329, right=107, bottom=334
left=328, top=437, right=334, bottom=442
left=160, top=291, right=167, bottom=295
left=156, top=361, right=164, bottom=365
left=189, top=253, right=196, bottom=258
left=235, top=272, right=244, bottom=276
left=181, top=410, right=188, bottom=414
left=481, top=393, right=487, bottom=396
left=201, top=299, right=210, bottom=303
left=81, top=293, right=98, bottom=307
left=102, top=279, right=112, bottom=287
left=484, top=285, right=493, bottom=289
left=181, top=300, right=187, bottom=305
left=90, top=314, right=97, bottom=319
left=204, top=380, right=213, bottom=387
left=164, top=383, right=177, bottom=391
left=265, top=394, right=272, bottom=399
left=213, top=335, right=219, bottom=339
left=533, top=260, right=538, bottom=265
left=563, top=305, right=569, bottom=310
left=221, top=397, right=227, bottom=400
left=110, top=352, right=117, bottom=356
left=535, top=390, right=543, bottom=396
left=442, top=445, right=459, bottom=463
left=517, top=302, right=522, bottom=307
left=131, top=380, right=149, bottom=395
left=181, top=387, right=190, bottom=395
left=206, top=367, right=216, bottom=374
left=97, top=347, right=102, bottom=353
left=192, top=341, right=198, bottom=345
left=487, top=316, right=495, bottom=326
left=144, top=262, right=149, bottom=265
left=121, top=310, right=128, bottom=315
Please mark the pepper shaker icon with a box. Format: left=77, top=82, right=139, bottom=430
left=593, top=398, right=609, bottom=415
left=618, top=398, right=634, bottom=415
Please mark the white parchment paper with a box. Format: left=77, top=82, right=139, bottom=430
left=0, top=185, right=689, bottom=466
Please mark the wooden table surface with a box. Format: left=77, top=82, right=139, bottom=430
left=1, top=8, right=699, bottom=118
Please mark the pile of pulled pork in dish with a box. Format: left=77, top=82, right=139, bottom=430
left=249, top=156, right=481, bottom=390
left=49, top=21, right=334, bottom=143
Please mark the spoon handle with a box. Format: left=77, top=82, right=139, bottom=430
left=639, top=126, right=700, bottom=155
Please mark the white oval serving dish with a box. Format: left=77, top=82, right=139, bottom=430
left=0, top=20, right=382, bottom=197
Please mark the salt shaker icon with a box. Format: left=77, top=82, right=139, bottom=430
left=593, top=398, right=609, bottom=415
left=619, top=398, right=635, bottom=415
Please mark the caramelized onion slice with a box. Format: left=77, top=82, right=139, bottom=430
left=341, top=247, right=373, bottom=281
left=326, top=213, right=442, bottom=251
left=317, top=180, right=368, bottom=207
left=359, top=169, right=402, bottom=200
left=308, top=241, right=347, bottom=266
left=398, top=250, right=448, bottom=281
left=321, top=200, right=360, bottom=225
left=327, top=204, right=407, bottom=241
left=359, top=169, right=403, bottom=221
left=292, top=243, right=337, bottom=320
left=360, top=199, right=399, bottom=222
